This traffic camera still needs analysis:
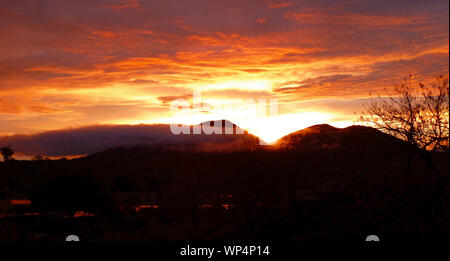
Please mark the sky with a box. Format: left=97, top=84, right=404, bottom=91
left=0, top=0, right=449, bottom=143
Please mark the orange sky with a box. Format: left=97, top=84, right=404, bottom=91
left=0, top=0, right=449, bottom=142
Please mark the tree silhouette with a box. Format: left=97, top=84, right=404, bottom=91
left=360, top=75, right=449, bottom=176
left=0, top=137, right=14, bottom=161
left=360, top=75, right=449, bottom=152
left=418, top=76, right=449, bottom=151
left=0, top=146, right=14, bottom=161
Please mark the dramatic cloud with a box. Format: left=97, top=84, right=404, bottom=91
left=0, top=0, right=448, bottom=148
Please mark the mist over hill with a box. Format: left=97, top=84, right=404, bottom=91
left=4, top=120, right=259, bottom=157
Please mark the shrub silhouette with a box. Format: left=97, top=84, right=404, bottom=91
left=0, top=146, right=14, bottom=161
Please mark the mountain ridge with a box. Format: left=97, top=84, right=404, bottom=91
left=4, top=121, right=408, bottom=158
left=276, top=123, right=408, bottom=151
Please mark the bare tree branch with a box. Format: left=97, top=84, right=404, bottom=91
left=360, top=75, right=449, bottom=152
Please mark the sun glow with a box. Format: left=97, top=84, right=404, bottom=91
left=241, top=112, right=336, bottom=144
left=108, top=79, right=357, bottom=144
left=121, top=108, right=353, bottom=145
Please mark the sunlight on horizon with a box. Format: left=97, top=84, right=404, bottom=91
left=121, top=111, right=355, bottom=144
left=241, top=113, right=354, bottom=143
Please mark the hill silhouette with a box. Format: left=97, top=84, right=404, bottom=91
left=276, top=124, right=408, bottom=152
left=5, top=121, right=409, bottom=158
left=85, top=123, right=408, bottom=160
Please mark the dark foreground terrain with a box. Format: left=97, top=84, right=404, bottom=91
left=0, top=125, right=448, bottom=240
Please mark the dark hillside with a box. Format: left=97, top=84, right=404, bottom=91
left=0, top=124, right=448, bottom=240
